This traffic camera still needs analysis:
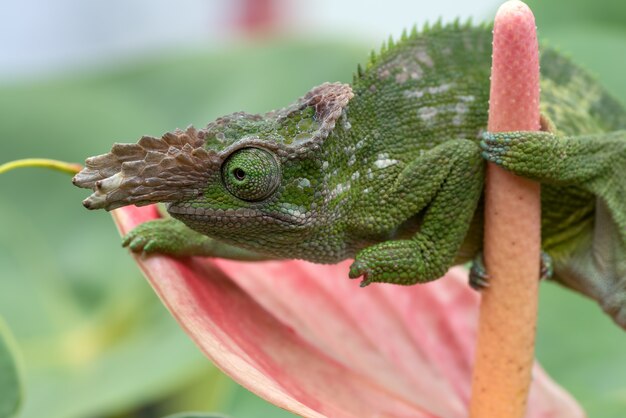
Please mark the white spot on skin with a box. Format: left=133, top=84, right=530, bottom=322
left=458, top=95, right=476, bottom=103
left=418, top=107, right=439, bottom=126
left=351, top=171, right=360, bottom=181
left=416, top=50, right=434, bottom=67
left=374, top=153, right=399, bottom=169
left=396, top=72, right=409, bottom=84
left=457, top=102, right=469, bottom=113
left=404, top=90, right=424, bottom=99
left=418, top=101, right=472, bottom=127
left=330, top=182, right=351, bottom=199
left=348, top=154, right=356, bottom=166
left=297, top=178, right=311, bottom=189
left=453, top=102, right=470, bottom=126
left=342, top=118, right=352, bottom=131
left=322, top=161, right=329, bottom=170
left=404, top=83, right=455, bottom=99
left=280, top=203, right=305, bottom=220
left=366, top=168, right=374, bottom=179
left=430, top=83, right=455, bottom=94
left=377, top=56, right=423, bottom=83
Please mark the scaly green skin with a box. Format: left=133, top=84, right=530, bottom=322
left=74, top=22, right=626, bottom=329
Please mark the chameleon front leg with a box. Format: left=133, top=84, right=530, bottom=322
left=481, top=129, right=626, bottom=240
left=482, top=130, right=626, bottom=232
left=349, top=139, right=484, bottom=286
left=123, top=218, right=269, bottom=260
left=482, top=129, right=626, bottom=328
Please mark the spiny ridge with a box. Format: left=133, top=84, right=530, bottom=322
left=354, top=18, right=490, bottom=82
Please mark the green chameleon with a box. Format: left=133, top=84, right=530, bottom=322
left=73, top=22, right=626, bottom=329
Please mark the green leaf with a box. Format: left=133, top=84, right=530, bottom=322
left=538, top=24, right=626, bottom=105
left=526, top=0, right=626, bottom=29
left=537, top=283, right=626, bottom=418
left=0, top=40, right=364, bottom=418
left=0, top=318, right=22, bottom=418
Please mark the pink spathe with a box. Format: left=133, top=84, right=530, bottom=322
left=112, top=204, right=584, bottom=418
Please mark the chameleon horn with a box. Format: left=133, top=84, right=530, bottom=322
left=73, top=126, right=219, bottom=211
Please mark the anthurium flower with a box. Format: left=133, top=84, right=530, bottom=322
left=113, top=205, right=584, bottom=418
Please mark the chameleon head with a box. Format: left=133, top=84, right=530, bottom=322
left=73, top=82, right=354, bottom=253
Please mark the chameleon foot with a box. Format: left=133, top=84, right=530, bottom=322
left=122, top=217, right=270, bottom=260
left=479, top=131, right=557, bottom=177
left=348, top=260, right=374, bottom=287
left=122, top=218, right=202, bottom=255
left=349, top=241, right=421, bottom=286
left=349, top=239, right=447, bottom=286
left=469, top=251, right=553, bottom=291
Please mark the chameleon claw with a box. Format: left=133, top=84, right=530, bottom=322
left=143, top=241, right=158, bottom=253
left=348, top=260, right=375, bottom=287
left=470, top=276, right=490, bottom=291
left=128, top=236, right=148, bottom=252
left=121, top=233, right=134, bottom=248
left=540, top=251, right=554, bottom=281
left=469, top=252, right=489, bottom=291
left=348, top=261, right=366, bottom=279
left=470, top=251, right=553, bottom=291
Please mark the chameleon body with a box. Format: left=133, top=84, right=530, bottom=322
left=74, top=22, right=626, bottom=329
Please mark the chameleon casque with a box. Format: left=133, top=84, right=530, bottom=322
left=73, top=22, right=626, bottom=329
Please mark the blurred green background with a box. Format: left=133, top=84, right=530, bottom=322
left=1, top=0, right=625, bottom=417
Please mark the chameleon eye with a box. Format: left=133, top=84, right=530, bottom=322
left=221, top=147, right=281, bottom=201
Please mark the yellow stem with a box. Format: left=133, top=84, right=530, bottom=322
left=0, top=159, right=82, bottom=176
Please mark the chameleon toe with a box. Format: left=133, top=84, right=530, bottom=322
left=128, top=236, right=148, bottom=252
left=348, top=261, right=366, bottom=279
left=121, top=234, right=132, bottom=248
left=143, top=240, right=159, bottom=253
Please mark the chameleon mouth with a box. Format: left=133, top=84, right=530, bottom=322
left=167, top=202, right=310, bottom=228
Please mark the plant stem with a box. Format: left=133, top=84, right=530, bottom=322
left=0, top=159, right=81, bottom=175
left=469, top=1, right=541, bottom=417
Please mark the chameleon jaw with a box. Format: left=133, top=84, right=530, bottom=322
left=167, top=202, right=311, bottom=228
